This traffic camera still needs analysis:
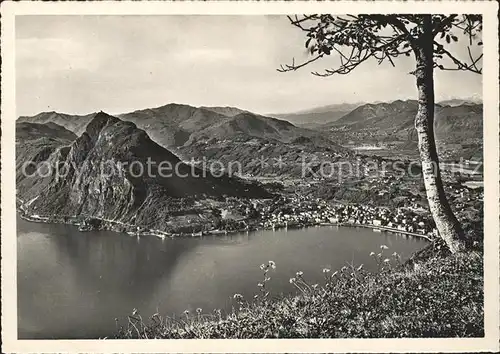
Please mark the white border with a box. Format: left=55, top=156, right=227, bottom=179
left=1, top=1, right=499, bottom=353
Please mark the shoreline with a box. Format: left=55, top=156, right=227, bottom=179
left=333, top=222, right=433, bottom=241
left=17, top=208, right=433, bottom=242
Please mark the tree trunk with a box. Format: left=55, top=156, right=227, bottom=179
left=413, top=16, right=466, bottom=253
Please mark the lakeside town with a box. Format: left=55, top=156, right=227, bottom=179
left=16, top=145, right=484, bottom=242
left=17, top=195, right=437, bottom=240
left=17, top=162, right=484, bottom=243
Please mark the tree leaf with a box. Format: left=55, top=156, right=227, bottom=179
left=445, top=34, right=450, bottom=44
left=451, top=35, right=458, bottom=42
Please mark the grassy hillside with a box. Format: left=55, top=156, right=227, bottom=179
left=115, top=243, right=483, bottom=339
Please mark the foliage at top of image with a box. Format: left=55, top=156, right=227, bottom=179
left=278, top=14, right=482, bottom=76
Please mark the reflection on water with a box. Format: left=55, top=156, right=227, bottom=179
left=17, top=216, right=428, bottom=339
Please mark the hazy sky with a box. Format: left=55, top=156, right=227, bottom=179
left=16, top=15, right=482, bottom=117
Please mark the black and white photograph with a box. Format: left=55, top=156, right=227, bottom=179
left=1, top=1, right=499, bottom=353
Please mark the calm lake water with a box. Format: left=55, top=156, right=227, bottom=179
left=17, top=215, right=428, bottom=339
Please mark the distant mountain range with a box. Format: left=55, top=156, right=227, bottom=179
left=16, top=122, right=78, bottom=181
left=288, top=98, right=482, bottom=113
left=270, top=102, right=362, bottom=127
left=270, top=98, right=481, bottom=127
left=184, top=111, right=338, bottom=147
left=18, top=111, right=96, bottom=136
left=18, top=105, right=232, bottom=148
left=438, top=98, right=482, bottom=107
left=200, top=106, right=250, bottom=117
left=16, top=121, right=77, bottom=142
left=17, top=99, right=482, bottom=165
left=16, top=103, right=354, bottom=188
left=319, top=100, right=482, bottom=144
left=18, top=103, right=338, bottom=150
left=330, top=100, right=419, bottom=127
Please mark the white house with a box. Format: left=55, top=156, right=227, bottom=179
left=372, top=219, right=382, bottom=226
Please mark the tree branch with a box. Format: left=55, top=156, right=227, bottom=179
left=288, top=15, right=318, bottom=31
left=434, top=41, right=482, bottom=74
left=385, top=16, right=417, bottom=46
left=432, top=15, right=458, bottom=37
left=277, top=54, right=324, bottom=73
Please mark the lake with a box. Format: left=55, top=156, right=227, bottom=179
left=17, top=215, right=428, bottom=339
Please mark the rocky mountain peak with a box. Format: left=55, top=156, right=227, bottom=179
left=85, top=111, right=121, bottom=140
